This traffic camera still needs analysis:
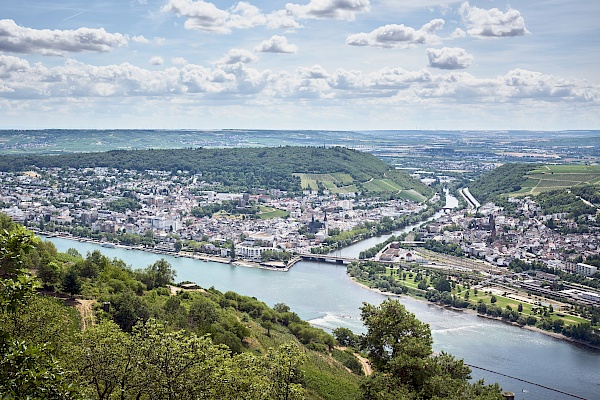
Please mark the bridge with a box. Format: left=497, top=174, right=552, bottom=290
left=299, top=254, right=356, bottom=264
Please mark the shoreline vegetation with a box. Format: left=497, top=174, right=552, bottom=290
left=348, top=276, right=600, bottom=351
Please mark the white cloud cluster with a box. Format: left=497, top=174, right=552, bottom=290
left=0, top=19, right=127, bottom=56
left=217, top=48, right=258, bottom=64
left=255, top=36, right=298, bottom=54
left=346, top=19, right=444, bottom=47
left=162, top=0, right=372, bottom=33
left=149, top=56, right=164, bottom=65
left=162, top=0, right=301, bottom=33
left=427, top=47, right=473, bottom=69
left=0, top=55, right=596, bottom=105
left=285, top=0, right=371, bottom=21
left=459, top=2, right=528, bottom=37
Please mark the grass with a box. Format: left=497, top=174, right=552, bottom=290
left=511, top=164, right=600, bottom=196
left=258, top=206, right=289, bottom=219
left=399, top=189, right=427, bottom=202
left=245, top=318, right=362, bottom=400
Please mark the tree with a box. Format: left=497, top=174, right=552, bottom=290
left=74, top=320, right=139, bottom=400
left=230, top=241, right=236, bottom=261
left=359, top=299, right=502, bottom=399
left=61, top=268, right=81, bottom=298
left=0, top=222, right=81, bottom=399
left=435, top=278, right=451, bottom=293
left=490, top=295, right=497, bottom=304
left=273, top=303, right=290, bottom=313
left=266, top=343, right=306, bottom=400
left=134, top=319, right=230, bottom=400
left=174, top=240, right=183, bottom=252
left=333, top=327, right=357, bottom=348
left=518, top=303, right=523, bottom=313
left=1, top=225, right=35, bottom=279
left=142, top=259, right=175, bottom=289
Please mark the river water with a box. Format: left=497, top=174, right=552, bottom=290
left=43, top=195, right=599, bottom=400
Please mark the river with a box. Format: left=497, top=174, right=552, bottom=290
left=43, top=194, right=599, bottom=400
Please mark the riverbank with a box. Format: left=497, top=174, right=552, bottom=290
left=38, top=232, right=294, bottom=272
left=348, top=276, right=600, bottom=351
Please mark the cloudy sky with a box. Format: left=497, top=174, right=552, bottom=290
left=1, top=0, right=598, bottom=130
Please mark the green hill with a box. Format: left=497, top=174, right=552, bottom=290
left=469, top=163, right=600, bottom=203
left=0, top=146, right=432, bottom=198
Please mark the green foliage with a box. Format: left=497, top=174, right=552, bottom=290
left=536, top=189, right=596, bottom=218
left=62, top=268, right=82, bottom=297
left=106, top=197, right=141, bottom=213
left=469, top=163, right=537, bottom=202
left=0, top=341, right=81, bottom=400
left=359, top=299, right=502, bottom=399
left=333, top=327, right=358, bottom=348
left=435, top=278, right=451, bottom=293
left=138, top=258, right=176, bottom=290
left=424, top=239, right=464, bottom=257
left=0, top=146, right=409, bottom=194
left=332, top=348, right=364, bottom=375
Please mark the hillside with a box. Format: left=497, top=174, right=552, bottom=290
left=0, top=146, right=432, bottom=198
left=468, top=163, right=537, bottom=203
left=469, top=163, right=600, bottom=204
left=1, top=216, right=504, bottom=399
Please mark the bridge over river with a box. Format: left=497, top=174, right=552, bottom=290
left=299, top=241, right=425, bottom=265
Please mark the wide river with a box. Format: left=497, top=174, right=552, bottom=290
left=44, top=197, right=599, bottom=400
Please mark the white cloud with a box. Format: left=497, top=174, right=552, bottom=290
left=171, top=57, right=188, bottom=65
left=297, top=65, right=329, bottom=79
left=131, top=35, right=149, bottom=43
left=460, top=2, right=529, bottom=38
left=427, top=47, right=473, bottom=70
left=449, top=28, right=467, bottom=39
left=0, top=55, right=30, bottom=78
left=225, top=2, right=267, bottom=30
left=0, top=55, right=597, bottom=107
left=149, top=56, right=164, bottom=65
left=346, top=19, right=444, bottom=48
left=266, top=10, right=302, bottom=30
left=0, top=19, right=127, bottom=56
left=255, top=35, right=298, bottom=53
left=162, top=0, right=231, bottom=33
left=162, top=0, right=302, bottom=33
left=285, top=0, right=370, bottom=21
left=217, top=49, right=258, bottom=64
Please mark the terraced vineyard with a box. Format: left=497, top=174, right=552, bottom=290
left=294, top=173, right=428, bottom=200
left=511, top=164, right=600, bottom=196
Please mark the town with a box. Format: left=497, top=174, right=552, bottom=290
left=0, top=166, right=428, bottom=266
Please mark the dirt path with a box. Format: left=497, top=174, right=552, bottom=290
left=354, top=352, right=372, bottom=376
left=75, top=299, right=95, bottom=330
left=336, top=346, right=373, bottom=376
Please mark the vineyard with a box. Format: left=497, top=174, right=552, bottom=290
left=511, top=164, right=600, bottom=196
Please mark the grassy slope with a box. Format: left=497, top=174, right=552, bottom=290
left=470, top=163, right=600, bottom=201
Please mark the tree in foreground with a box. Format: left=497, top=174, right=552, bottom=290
left=359, top=299, right=502, bottom=399
left=0, top=224, right=80, bottom=399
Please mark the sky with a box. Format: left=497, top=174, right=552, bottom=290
left=0, top=0, right=598, bottom=131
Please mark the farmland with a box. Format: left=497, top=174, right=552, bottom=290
left=511, top=164, right=600, bottom=196
left=293, top=173, right=428, bottom=199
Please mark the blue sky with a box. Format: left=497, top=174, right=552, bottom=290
left=0, top=0, right=598, bottom=130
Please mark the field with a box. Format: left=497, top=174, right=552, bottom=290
left=295, top=172, right=422, bottom=198
left=362, top=178, right=402, bottom=192
left=511, top=164, right=600, bottom=196
left=258, top=206, right=289, bottom=219
left=294, top=173, right=410, bottom=197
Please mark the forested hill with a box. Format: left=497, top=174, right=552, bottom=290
left=468, top=163, right=537, bottom=203
left=0, top=146, right=431, bottom=196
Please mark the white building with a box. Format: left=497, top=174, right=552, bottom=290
left=576, top=263, right=598, bottom=277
